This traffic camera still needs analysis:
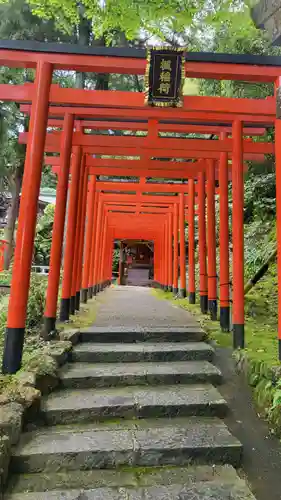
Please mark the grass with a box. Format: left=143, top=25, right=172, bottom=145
left=152, top=270, right=281, bottom=435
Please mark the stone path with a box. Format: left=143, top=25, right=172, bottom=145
left=5, top=286, right=256, bottom=499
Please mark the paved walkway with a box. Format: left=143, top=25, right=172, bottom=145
left=5, top=286, right=257, bottom=500
left=94, top=285, right=198, bottom=328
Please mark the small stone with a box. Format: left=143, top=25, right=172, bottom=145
left=0, top=403, right=23, bottom=445
left=59, top=329, right=80, bottom=345
left=0, top=385, right=40, bottom=411
left=16, top=371, right=36, bottom=388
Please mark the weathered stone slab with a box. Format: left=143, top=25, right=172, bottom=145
left=40, top=384, right=227, bottom=425
left=71, top=342, right=213, bottom=363
left=6, top=465, right=238, bottom=494
left=80, top=326, right=205, bottom=344
left=60, top=361, right=222, bottom=389
left=11, top=427, right=136, bottom=473
left=135, top=419, right=242, bottom=467
left=11, top=418, right=241, bottom=473
left=6, top=478, right=256, bottom=499
left=6, top=468, right=138, bottom=494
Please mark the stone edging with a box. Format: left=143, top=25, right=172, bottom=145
left=0, top=329, right=79, bottom=492
left=234, top=349, right=281, bottom=436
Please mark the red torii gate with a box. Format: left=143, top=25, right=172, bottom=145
left=0, top=40, right=280, bottom=374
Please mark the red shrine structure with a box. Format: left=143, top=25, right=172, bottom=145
left=0, top=40, right=280, bottom=374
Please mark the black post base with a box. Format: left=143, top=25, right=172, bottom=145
left=93, top=285, right=97, bottom=296
left=200, top=295, right=208, bottom=314
left=168, top=286, right=173, bottom=292
left=88, top=286, right=93, bottom=299
left=70, top=295, right=76, bottom=315
left=42, top=316, right=57, bottom=340
left=233, top=324, right=245, bottom=349
left=60, top=298, right=70, bottom=322
left=220, top=306, right=230, bottom=332
left=279, top=339, right=281, bottom=362
left=81, top=288, right=88, bottom=304
left=189, top=292, right=196, bottom=304
left=75, top=291, right=80, bottom=311
left=163, top=285, right=168, bottom=292
left=208, top=299, right=217, bottom=321
left=179, top=288, right=186, bottom=298
left=2, top=327, right=25, bottom=374
left=173, top=287, right=178, bottom=295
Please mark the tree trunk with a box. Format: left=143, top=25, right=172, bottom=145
left=3, top=165, right=22, bottom=269
left=244, top=247, right=277, bottom=295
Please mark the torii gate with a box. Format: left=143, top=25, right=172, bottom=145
left=0, top=40, right=280, bottom=374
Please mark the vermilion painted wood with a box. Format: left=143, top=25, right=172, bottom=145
left=60, top=147, right=82, bottom=302
left=206, top=159, right=217, bottom=314
left=232, top=120, right=245, bottom=347
left=19, top=131, right=274, bottom=154
left=173, top=203, right=179, bottom=291
left=0, top=47, right=281, bottom=82
left=198, top=171, right=208, bottom=307
left=188, top=179, right=196, bottom=299
left=6, top=62, right=52, bottom=330
left=44, top=113, right=74, bottom=323
left=219, top=135, right=230, bottom=319
left=46, top=119, right=267, bottom=136
left=2, top=82, right=274, bottom=115
left=20, top=104, right=274, bottom=124
left=179, top=193, right=186, bottom=294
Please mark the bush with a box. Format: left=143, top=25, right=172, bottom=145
left=25, top=274, right=47, bottom=334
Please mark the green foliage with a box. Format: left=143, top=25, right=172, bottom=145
left=112, top=249, right=119, bottom=272
left=0, top=0, right=253, bottom=44
left=41, top=165, right=58, bottom=189
left=34, top=204, right=55, bottom=265
left=25, top=274, right=47, bottom=331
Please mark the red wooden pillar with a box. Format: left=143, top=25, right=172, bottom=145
left=81, top=175, right=96, bottom=303
left=163, top=221, right=168, bottom=291
left=93, top=200, right=103, bottom=294
left=100, top=214, right=108, bottom=288
left=160, top=233, right=164, bottom=287
left=75, top=163, right=89, bottom=309
left=188, top=179, right=196, bottom=304
left=219, top=133, right=230, bottom=331
left=60, top=146, right=81, bottom=321
left=43, top=113, right=74, bottom=336
left=168, top=212, right=173, bottom=291
left=198, top=170, right=208, bottom=313
left=207, top=159, right=217, bottom=320
left=70, top=155, right=85, bottom=313
left=232, top=120, right=244, bottom=348
left=2, top=61, right=52, bottom=374
left=173, top=203, right=179, bottom=295
left=88, top=192, right=99, bottom=298
left=179, top=193, right=186, bottom=297
left=275, top=112, right=281, bottom=359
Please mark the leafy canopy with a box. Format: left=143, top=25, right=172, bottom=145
left=0, top=0, right=254, bottom=42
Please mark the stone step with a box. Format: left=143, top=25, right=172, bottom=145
left=71, top=341, right=214, bottom=364
left=4, top=464, right=248, bottom=495
left=79, top=326, right=205, bottom=344
left=5, top=467, right=255, bottom=499
left=40, top=384, right=227, bottom=425
left=11, top=417, right=242, bottom=474
left=59, top=361, right=222, bottom=389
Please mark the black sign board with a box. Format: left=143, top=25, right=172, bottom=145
left=145, top=47, right=185, bottom=107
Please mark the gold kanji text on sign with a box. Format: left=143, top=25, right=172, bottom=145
left=160, top=59, right=172, bottom=71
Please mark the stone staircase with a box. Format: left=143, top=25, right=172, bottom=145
left=5, top=326, right=255, bottom=499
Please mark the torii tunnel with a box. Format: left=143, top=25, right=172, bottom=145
left=0, top=40, right=281, bottom=374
